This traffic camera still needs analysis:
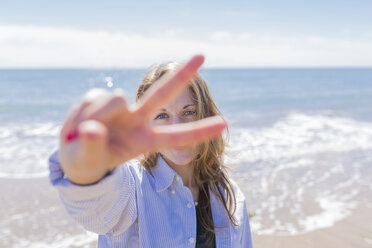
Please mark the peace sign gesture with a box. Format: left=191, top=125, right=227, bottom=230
left=58, top=55, right=227, bottom=185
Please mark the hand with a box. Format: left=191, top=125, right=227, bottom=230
left=58, top=55, right=227, bottom=184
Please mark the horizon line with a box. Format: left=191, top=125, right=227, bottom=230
left=1, top=66, right=372, bottom=70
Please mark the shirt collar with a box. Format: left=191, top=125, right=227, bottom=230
left=152, top=155, right=178, bottom=192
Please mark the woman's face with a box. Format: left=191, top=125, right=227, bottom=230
left=150, top=88, right=197, bottom=166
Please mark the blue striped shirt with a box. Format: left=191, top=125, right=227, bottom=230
left=49, top=150, right=253, bottom=247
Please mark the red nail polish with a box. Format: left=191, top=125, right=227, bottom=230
left=66, top=129, right=79, bottom=142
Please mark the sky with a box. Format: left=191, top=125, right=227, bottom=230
left=1, top=0, right=372, bottom=68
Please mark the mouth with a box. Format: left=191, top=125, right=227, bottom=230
left=173, top=146, right=188, bottom=151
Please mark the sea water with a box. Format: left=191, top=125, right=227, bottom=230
left=1, top=68, right=372, bottom=237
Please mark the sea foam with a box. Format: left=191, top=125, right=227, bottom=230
left=228, top=113, right=372, bottom=235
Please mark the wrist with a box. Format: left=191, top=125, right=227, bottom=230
left=67, top=169, right=113, bottom=186
left=63, top=165, right=112, bottom=185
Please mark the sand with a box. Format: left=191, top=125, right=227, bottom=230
left=1, top=177, right=371, bottom=247
left=0, top=177, right=97, bottom=247
left=252, top=205, right=372, bottom=248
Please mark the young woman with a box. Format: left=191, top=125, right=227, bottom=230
left=49, top=55, right=252, bottom=247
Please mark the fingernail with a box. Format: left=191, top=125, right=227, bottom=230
left=66, top=129, right=79, bottom=142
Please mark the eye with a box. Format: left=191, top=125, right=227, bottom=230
left=184, top=110, right=196, bottom=116
left=155, top=113, right=168, bottom=120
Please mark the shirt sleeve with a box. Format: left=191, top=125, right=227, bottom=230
left=48, top=149, right=137, bottom=235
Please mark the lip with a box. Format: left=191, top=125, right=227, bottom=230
left=173, top=146, right=188, bottom=151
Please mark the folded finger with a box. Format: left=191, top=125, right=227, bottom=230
left=77, top=120, right=108, bottom=155
left=60, top=100, right=93, bottom=145
left=60, top=88, right=111, bottom=143
left=84, top=94, right=129, bottom=124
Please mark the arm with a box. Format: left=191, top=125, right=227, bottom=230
left=49, top=150, right=137, bottom=235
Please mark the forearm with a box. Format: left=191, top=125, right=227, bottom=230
left=49, top=150, right=138, bottom=235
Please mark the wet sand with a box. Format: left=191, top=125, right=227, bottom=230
left=0, top=177, right=97, bottom=247
left=1, top=177, right=371, bottom=247
left=253, top=205, right=372, bottom=248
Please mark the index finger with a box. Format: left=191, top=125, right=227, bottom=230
left=133, top=55, right=204, bottom=117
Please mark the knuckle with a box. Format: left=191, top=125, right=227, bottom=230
left=133, top=101, right=149, bottom=117
left=113, top=88, right=126, bottom=97
left=111, top=95, right=127, bottom=107
left=81, top=99, right=93, bottom=107
left=68, top=103, right=80, bottom=114
left=83, top=88, right=110, bottom=101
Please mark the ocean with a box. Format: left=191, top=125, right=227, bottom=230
left=1, top=68, right=372, bottom=243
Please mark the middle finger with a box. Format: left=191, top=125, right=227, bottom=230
left=150, top=115, right=227, bottom=150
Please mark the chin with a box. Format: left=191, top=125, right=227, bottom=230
left=160, top=147, right=195, bottom=166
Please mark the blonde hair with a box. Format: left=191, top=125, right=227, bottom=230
left=136, top=62, right=238, bottom=240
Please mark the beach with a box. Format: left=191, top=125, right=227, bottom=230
left=1, top=176, right=371, bottom=247
left=251, top=189, right=372, bottom=248
left=253, top=203, right=372, bottom=248
left=0, top=177, right=97, bottom=247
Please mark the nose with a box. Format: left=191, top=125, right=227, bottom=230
left=171, top=116, right=184, bottom=125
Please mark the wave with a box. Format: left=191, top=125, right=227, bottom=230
left=1, top=113, right=372, bottom=236
left=227, top=112, right=372, bottom=235
left=0, top=122, right=59, bottom=177
left=228, top=112, right=372, bottom=164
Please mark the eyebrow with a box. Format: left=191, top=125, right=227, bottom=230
left=160, top=104, right=196, bottom=111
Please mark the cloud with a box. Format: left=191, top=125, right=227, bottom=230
left=0, top=25, right=372, bottom=68
left=210, top=31, right=233, bottom=41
